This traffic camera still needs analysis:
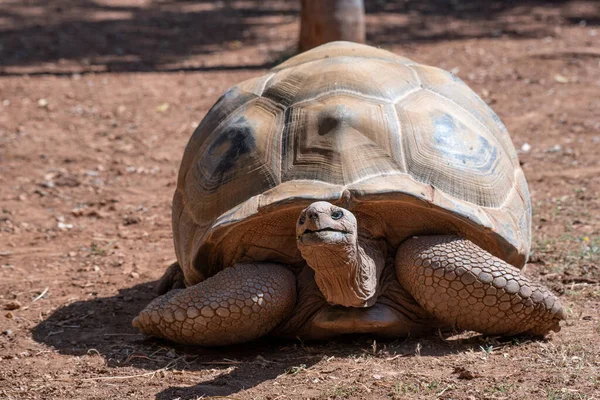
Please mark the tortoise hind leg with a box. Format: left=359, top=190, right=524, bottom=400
left=155, top=262, right=186, bottom=295
left=395, top=236, right=565, bottom=336
left=133, top=263, right=297, bottom=346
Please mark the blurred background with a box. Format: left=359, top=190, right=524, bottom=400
left=1, top=0, right=598, bottom=75
left=1, top=1, right=599, bottom=399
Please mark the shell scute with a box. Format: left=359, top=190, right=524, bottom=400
left=411, top=64, right=519, bottom=166
left=184, top=97, right=284, bottom=222
left=396, top=90, right=514, bottom=208
left=281, top=95, right=404, bottom=185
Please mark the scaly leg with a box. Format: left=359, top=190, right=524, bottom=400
left=395, top=236, right=565, bottom=336
left=133, top=263, right=296, bottom=346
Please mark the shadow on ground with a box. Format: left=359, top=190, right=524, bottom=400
left=31, top=280, right=539, bottom=399
left=31, top=281, right=320, bottom=398
left=0, top=0, right=596, bottom=75
left=0, top=0, right=293, bottom=74
left=365, top=0, right=590, bottom=45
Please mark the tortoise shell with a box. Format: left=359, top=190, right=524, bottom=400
left=173, top=41, right=531, bottom=285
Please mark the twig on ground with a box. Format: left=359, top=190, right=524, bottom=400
left=437, top=329, right=451, bottom=343
left=103, top=333, right=144, bottom=336
left=81, top=370, right=164, bottom=381
left=562, top=277, right=599, bottom=284
left=526, top=48, right=600, bottom=59
left=436, top=384, right=454, bottom=397
left=77, top=357, right=184, bottom=381
left=31, top=287, right=49, bottom=303
left=195, top=360, right=243, bottom=365
left=57, top=311, right=94, bottom=326
left=385, top=354, right=411, bottom=361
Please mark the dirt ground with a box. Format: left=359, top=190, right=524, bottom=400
left=1, top=1, right=599, bottom=399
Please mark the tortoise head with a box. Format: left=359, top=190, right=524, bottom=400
left=296, top=201, right=383, bottom=308
left=296, top=201, right=357, bottom=249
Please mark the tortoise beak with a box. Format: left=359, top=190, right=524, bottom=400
left=302, top=208, right=328, bottom=232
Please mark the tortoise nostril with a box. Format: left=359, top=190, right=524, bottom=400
left=307, top=211, right=318, bottom=220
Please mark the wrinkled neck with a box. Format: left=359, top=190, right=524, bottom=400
left=301, top=236, right=386, bottom=307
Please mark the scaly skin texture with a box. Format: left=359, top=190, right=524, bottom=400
left=132, top=263, right=296, bottom=346
left=395, top=236, right=565, bottom=336
left=301, top=236, right=386, bottom=307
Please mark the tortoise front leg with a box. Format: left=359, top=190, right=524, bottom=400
left=155, top=262, right=186, bottom=295
left=395, top=236, right=565, bottom=336
left=133, top=263, right=296, bottom=346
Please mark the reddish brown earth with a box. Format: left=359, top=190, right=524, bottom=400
left=1, top=1, right=599, bottom=399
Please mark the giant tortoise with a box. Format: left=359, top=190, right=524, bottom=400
left=133, top=42, right=564, bottom=346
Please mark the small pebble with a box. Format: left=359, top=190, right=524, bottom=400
left=3, top=301, right=21, bottom=311
left=546, top=144, right=562, bottom=153
left=57, top=221, right=73, bottom=231
left=123, top=215, right=141, bottom=225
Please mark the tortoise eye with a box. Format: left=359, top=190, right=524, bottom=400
left=299, top=215, right=306, bottom=225
left=331, top=210, right=343, bottom=220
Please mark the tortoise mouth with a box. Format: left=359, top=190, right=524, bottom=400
left=300, top=227, right=350, bottom=236
left=297, top=227, right=352, bottom=245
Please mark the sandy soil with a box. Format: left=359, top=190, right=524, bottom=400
left=1, top=1, right=599, bottom=399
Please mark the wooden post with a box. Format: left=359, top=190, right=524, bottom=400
left=298, top=0, right=365, bottom=52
